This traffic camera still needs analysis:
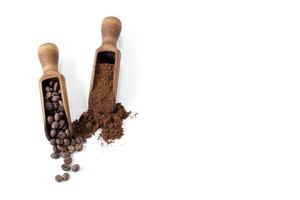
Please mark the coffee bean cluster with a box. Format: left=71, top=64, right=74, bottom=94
left=43, top=78, right=83, bottom=182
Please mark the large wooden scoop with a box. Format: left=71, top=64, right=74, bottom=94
left=89, top=16, right=122, bottom=113
left=38, top=43, right=73, bottom=140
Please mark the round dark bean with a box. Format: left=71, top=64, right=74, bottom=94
left=57, top=145, right=67, bottom=152
left=50, top=153, right=59, bottom=159
left=59, top=120, right=65, bottom=128
left=61, top=152, right=70, bottom=158
left=51, top=121, right=59, bottom=129
left=53, top=103, right=59, bottom=110
left=67, top=145, right=75, bottom=153
left=50, top=129, right=57, bottom=138
left=54, top=113, right=61, bottom=121
left=50, top=138, right=56, bottom=145
left=62, top=173, right=70, bottom=181
left=75, top=143, right=83, bottom=151
left=71, top=164, right=80, bottom=172
left=65, top=129, right=71, bottom=137
left=47, top=116, right=54, bottom=125
left=58, top=100, right=63, bottom=107
left=52, top=95, right=60, bottom=102
left=53, top=145, right=59, bottom=153
left=45, top=102, right=53, bottom=111
left=56, top=138, right=63, bottom=145
left=71, top=139, right=76, bottom=146
left=63, top=138, right=70, bottom=146
left=59, top=111, right=65, bottom=116
left=75, top=137, right=83, bottom=144
left=61, top=164, right=71, bottom=171
left=54, top=82, right=59, bottom=92
left=58, top=130, right=66, bottom=139
left=64, top=157, right=72, bottom=165
left=55, top=175, right=63, bottom=182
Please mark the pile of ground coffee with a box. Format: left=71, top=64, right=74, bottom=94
left=72, top=62, right=130, bottom=144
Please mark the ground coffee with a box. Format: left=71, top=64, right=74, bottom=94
left=72, top=62, right=130, bottom=144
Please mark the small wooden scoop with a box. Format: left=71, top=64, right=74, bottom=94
left=38, top=43, right=73, bottom=140
left=89, top=16, right=122, bottom=113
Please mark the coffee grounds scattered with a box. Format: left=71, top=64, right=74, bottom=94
left=72, top=103, right=130, bottom=143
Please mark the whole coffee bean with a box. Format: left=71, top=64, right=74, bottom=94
left=67, top=145, right=75, bottom=153
left=45, top=102, right=53, bottom=111
left=59, top=120, right=65, bottom=128
left=63, top=138, right=70, bottom=146
left=47, top=116, right=54, bottom=125
left=50, top=129, right=57, bottom=138
left=75, top=143, right=83, bottom=151
left=50, top=138, right=56, bottom=145
left=61, top=164, right=71, bottom=171
left=54, top=82, right=59, bottom=92
left=56, top=138, right=63, bottom=145
left=71, top=139, right=76, bottom=146
left=52, top=95, right=60, bottom=102
left=55, top=175, right=63, bottom=182
left=61, top=152, right=70, bottom=158
left=58, top=130, right=66, bottom=139
left=75, top=137, right=83, bottom=144
left=64, top=157, right=72, bottom=165
left=46, top=92, right=52, bottom=99
left=53, top=146, right=59, bottom=153
left=59, top=111, right=65, bottom=116
left=51, top=121, right=59, bottom=129
left=65, top=129, right=71, bottom=137
left=57, top=145, right=67, bottom=152
left=59, top=105, right=65, bottom=111
left=54, top=113, right=61, bottom=121
left=45, top=86, right=51, bottom=92
left=53, top=103, right=59, bottom=110
left=71, top=164, right=80, bottom=172
left=49, top=80, right=54, bottom=86
left=62, top=173, right=70, bottom=181
left=50, top=153, right=59, bottom=159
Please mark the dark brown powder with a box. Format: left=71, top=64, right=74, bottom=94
left=72, top=63, right=130, bottom=144
left=72, top=103, right=130, bottom=143
left=89, top=63, right=116, bottom=114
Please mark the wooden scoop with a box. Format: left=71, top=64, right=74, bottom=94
left=89, top=16, right=122, bottom=113
left=38, top=43, right=73, bottom=140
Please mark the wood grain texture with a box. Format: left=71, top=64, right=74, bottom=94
left=89, top=17, right=122, bottom=113
left=38, top=43, right=73, bottom=140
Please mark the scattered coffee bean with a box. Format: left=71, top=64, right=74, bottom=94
left=61, top=164, right=71, bottom=171
left=75, top=143, right=83, bottom=151
left=63, top=138, right=70, bottom=146
left=61, top=152, right=70, bottom=158
left=57, top=145, right=67, bottom=152
left=59, top=120, right=65, bottom=128
left=64, top=157, right=72, bottom=165
left=71, top=164, right=80, bottom=172
left=75, top=137, right=83, bottom=144
left=71, top=139, right=76, bottom=146
left=50, top=153, right=59, bottom=159
left=67, top=145, right=75, bottom=152
left=51, top=121, right=59, bottom=129
left=65, top=129, right=71, bottom=137
left=62, top=173, right=70, bottom=181
left=55, top=175, right=63, bottom=182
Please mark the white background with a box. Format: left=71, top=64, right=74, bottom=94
left=0, top=0, right=299, bottom=199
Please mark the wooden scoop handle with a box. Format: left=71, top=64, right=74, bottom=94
left=101, top=16, right=122, bottom=46
left=38, top=43, right=59, bottom=73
